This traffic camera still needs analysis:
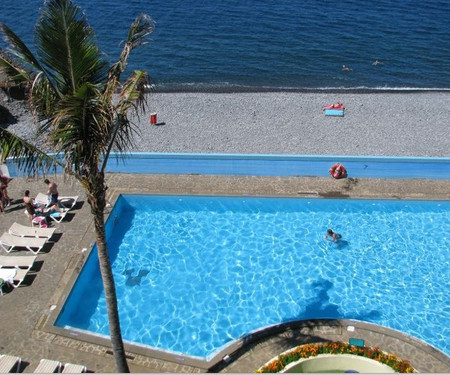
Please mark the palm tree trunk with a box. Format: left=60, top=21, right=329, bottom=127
left=89, top=180, right=130, bottom=373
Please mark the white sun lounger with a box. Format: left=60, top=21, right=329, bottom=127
left=62, top=363, right=87, bottom=373
left=0, top=354, right=22, bottom=373
left=0, top=232, right=48, bottom=254
left=35, top=193, right=79, bottom=210
left=33, top=359, right=62, bottom=373
left=0, top=267, right=30, bottom=289
left=59, top=196, right=79, bottom=210
left=24, top=209, right=68, bottom=225
left=46, top=210, right=68, bottom=224
left=9, top=222, right=55, bottom=240
left=0, top=255, right=37, bottom=270
left=34, top=193, right=51, bottom=208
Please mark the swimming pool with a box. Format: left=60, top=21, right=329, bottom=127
left=55, top=195, right=450, bottom=360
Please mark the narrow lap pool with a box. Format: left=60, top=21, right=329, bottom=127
left=55, top=195, right=450, bottom=360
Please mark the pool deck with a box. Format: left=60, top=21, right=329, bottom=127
left=0, top=173, right=449, bottom=373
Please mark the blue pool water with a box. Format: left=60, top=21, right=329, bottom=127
left=55, top=195, right=450, bottom=359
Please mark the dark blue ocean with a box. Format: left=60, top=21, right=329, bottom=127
left=1, top=0, right=450, bottom=91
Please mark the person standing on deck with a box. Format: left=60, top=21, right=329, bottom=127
left=44, top=179, right=59, bottom=207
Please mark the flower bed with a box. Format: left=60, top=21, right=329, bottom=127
left=256, top=342, right=416, bottom=373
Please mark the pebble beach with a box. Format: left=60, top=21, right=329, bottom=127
left=2, top=91, right=450, bottom=157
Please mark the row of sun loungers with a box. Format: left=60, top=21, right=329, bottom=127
left=0, top=194, right=78, bottom=255
left=0, top=354, right=87, bottom=373
left=0, top=354, right=21, bottom=373
left=0, top=222, right=56, bottom=254
left=0, top=194, right=78, bottom=295
left=0, top=194, right=83, bottom=366
left=33, top=358, right=87, bottom=373
left=0, top=224, right=51, bottom=293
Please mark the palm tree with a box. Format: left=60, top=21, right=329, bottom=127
left=0, top=0, right=154, bottom=372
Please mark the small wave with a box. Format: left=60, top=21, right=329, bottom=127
left=151, top=82, right=450, bottom=94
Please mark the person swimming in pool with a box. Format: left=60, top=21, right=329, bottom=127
left=325, top=229, right=342, bottom=242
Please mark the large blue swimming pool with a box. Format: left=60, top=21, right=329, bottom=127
left=55, top=195, right=450, bottom=359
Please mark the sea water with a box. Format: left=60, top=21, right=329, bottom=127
left=56, top=195, right=450, bottom=359
left=1, top=0, right=449, bottom=90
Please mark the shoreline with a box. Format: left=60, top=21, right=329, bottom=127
left=148, top=84, right=450, bottom=94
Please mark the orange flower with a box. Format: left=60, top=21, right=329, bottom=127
left=257, top=342, right=416, bottom=373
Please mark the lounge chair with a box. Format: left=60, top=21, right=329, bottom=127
left=9, top=222, right=55, bottom=240
left=46, top=210, right=68, bottom=224
left=0, top=232, right=48, bottom=254
left=34, top=193, right=48, bottom=207
left=62, top=363, right=87, bottom=373
left=0, top=354, right=22, bottom=373
left=24, top=209, right=68, bottom=225
left=33, top=359, right=62, bottom=373
left=35, top=193, right=79, bottom=210
left=0, top=255, right=37, bottom=270
left=0, top=267, right=30, bottom=289
left=59, top=196, right=79, bottom=210
left=0, top=257, right=35, bottom=293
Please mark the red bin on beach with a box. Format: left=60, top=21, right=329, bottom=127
left=150, top=112, right=157, bottom=125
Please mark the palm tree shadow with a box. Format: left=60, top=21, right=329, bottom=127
left=210, top=280, right=381, bottom=372
left=285, top=279, right=381, bottom=322
left=124, top=268, right=150, bottom=286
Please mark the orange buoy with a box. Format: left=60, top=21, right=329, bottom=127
left=329, top=163, right=347, bottom=179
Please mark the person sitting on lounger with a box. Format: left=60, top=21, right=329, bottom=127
left=24, top=190, right=44, bottom=221
left=23, top=190, right=59, bottom=225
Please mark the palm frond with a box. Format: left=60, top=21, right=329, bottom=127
left=100, top=71, right=148, bottom=173
left=127, top=14, right=155, bottom=49
left=1, top=22, right=60, bottom=111
left=0, top=23, right=45, bottom=74
left=0, top=53, right=31, bottom=86
left=30, top=72, right=60, bottom=118
left=117, top=70, right=148, bottom=114
left=35, top=0, right=108, bottom=95
left=0, top=128, right=63, bottom=174
left=107, top=14, right=154, bottom=84
left=50, top=82, right=110, bottom=176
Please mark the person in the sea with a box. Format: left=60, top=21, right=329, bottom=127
left=342, top=64, right=351, bottom=71
left=325, top=229, right=342, bottom=242
left=373, top=59, right=382, bottom=66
